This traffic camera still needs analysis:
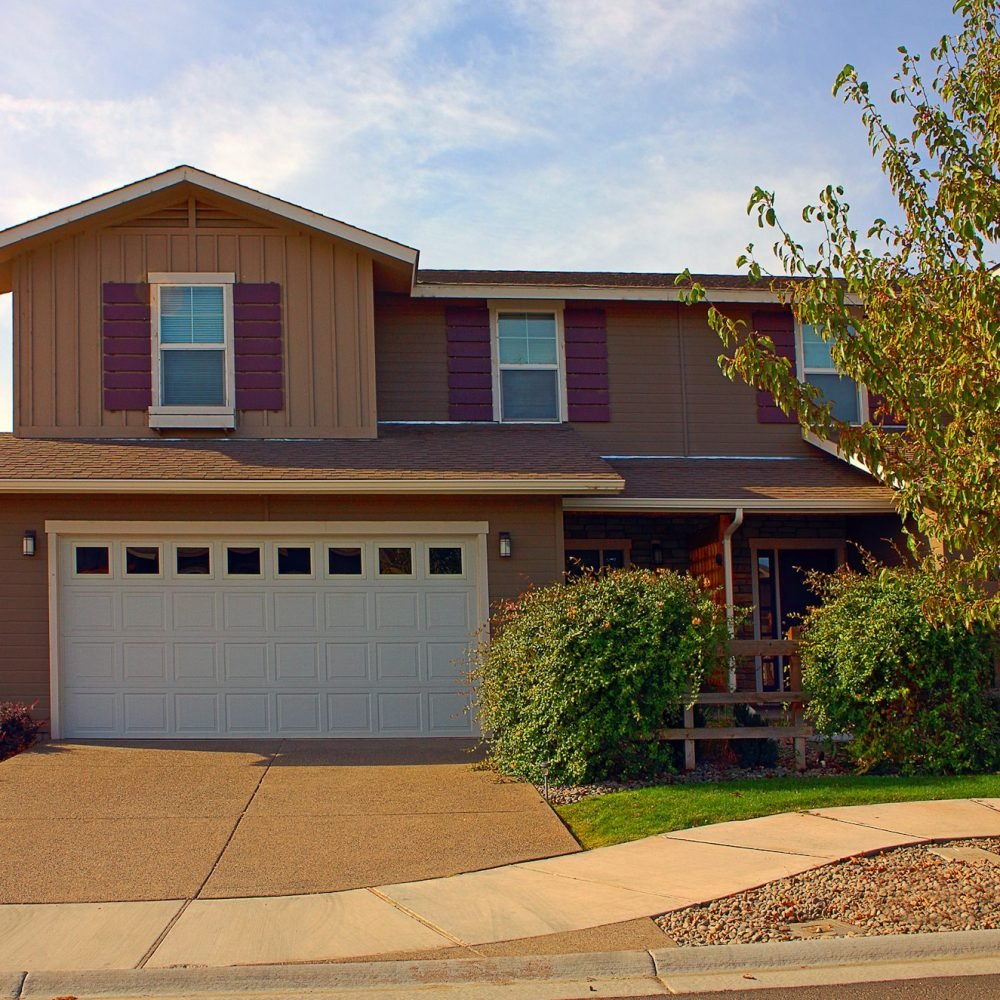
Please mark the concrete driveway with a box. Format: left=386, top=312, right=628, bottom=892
left=0, top=739, right=579, bottom=904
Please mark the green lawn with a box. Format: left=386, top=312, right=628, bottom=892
left=555, top=774, right=1000, bottom=849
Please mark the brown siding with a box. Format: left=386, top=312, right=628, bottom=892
left=13, top=195, right=378, bottom=439
left=374, top=296, right=449, bottom=421
left=0, top=492, right=561, bottom=722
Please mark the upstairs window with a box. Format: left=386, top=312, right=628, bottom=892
left=799, top=323, right=863, bottom=424
left=493, top=308, right=564, bottom=421
left=150, top=272, right=235, bottom=428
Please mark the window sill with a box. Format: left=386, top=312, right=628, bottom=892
left=148, top=409, right=236, bottom=430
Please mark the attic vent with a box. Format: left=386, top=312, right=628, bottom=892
left=118, top=202, right=189, bottom=228
left=195, top=201, right=272, bottom=229
left=117, top=200, right=274, bottom=230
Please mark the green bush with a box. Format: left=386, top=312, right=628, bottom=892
left=471, top=567, right=729, bottom=784
left=0, top=702, right=45, bottom=761
left=731, top=703, right=779, bottom=768
left=799, top=564, right=1000, bottom=775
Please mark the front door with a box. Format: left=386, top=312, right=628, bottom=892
left=754, top=546, right=839, bottom=691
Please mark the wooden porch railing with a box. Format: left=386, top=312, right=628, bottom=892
left=657, top=637, right=812, bottom=771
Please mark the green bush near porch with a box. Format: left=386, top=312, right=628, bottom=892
left=471, top=568, right=729, bottom=784
left=799, top=564, right=1000, bottom=775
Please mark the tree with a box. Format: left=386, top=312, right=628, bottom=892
left=680, top=0, right=1000, bottom=623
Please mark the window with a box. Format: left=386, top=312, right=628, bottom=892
left=429, top=546, right=463, bottom=575
left=799, top=323, right=863, bottom=424
left=149, top=272, right=235, bottom=428
left=125, top=546, right=160, bottom=575
left=378, top=546, right=413, bottom=576
left=492, top=305, right=564, bottom=421
left=564, top=540, right=630, bottom=577
left=277, top=546, right=312, bottom=576
left=176, top=546, right=211, bottom=575
left=226, top=546, right=261, bottom=576
left=75, top=545, right=110, bottom=575
left=328, top=546, right=363, bottom=576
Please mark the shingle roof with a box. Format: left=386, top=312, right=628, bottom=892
left=0, top=425, right=622, bottom=493
left=566, top=455, right=895, bottom=511
left=415, top=269, right=807, bottom=290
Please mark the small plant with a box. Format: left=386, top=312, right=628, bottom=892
left=0, top=701, right=45, bottom=761
left=470, top=567, right=729, bottom=784
left=799, top=563, right=1000, bottom=775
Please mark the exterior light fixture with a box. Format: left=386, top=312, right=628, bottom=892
left=22, top=530, right=36, bottom=557
left=650, top=540, right=663, bottom=566
left=498, top=531, right=512, bottom=558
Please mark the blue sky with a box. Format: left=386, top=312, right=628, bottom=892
left=0, top=0, right=960, bottom=430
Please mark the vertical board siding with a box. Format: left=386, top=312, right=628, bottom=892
left=234, top=282, right=284, bottom=410
left=446, top=305, right=492, bottom=421
left=102, top=282, right=152, bottom=410
left=751, top=310, right=797, bottom=425
left=564, top=307, right=610, bottom=422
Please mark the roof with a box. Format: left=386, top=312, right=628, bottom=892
left=564, top=455, right=896, bottom=513
left=0, top=165, right=419, bottom=268
left=0, top=425, right=622, bottom=495
left=411, top=269, right=824, bottom=304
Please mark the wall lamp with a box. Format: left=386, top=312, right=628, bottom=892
left=22, top=530, right=36, bottom=557
left=498, top=531, right=512, bottom=559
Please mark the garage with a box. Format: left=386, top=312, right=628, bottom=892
left=50, top=522, right=488, bottom=738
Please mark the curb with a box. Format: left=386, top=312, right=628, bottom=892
left=8, top=929, right=1000, bottom=997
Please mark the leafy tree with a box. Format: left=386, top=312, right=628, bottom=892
left=680, top=0, right=1000, bottom=622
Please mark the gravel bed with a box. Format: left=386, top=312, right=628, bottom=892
left=655, top=837, right=1000, bottom=946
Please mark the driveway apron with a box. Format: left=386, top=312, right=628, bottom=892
left=0, top=739, right=579, bottom=904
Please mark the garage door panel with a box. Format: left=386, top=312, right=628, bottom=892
left=225, top=693, right=270, bottom=733
left=174, top=643, right=219, bottom=682
left=122, top=592, right=165, bottom=632
left=275, top=642, right=320, bottom=680
left=175, top=693, right=220, bottom=733
left=224, top=643, right=269, bottom=681
left=173, top=593, right=217, bottom=630
left=325, top=643, right=371, bottom=682
left=325, top=592, right=369, bottom=630
left=59, top=532, right=481, bottom=738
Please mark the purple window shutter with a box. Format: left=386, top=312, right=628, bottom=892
left=234, top=283, right=283, bottom=410
left=447, top=305, right=492, bottom=421
left=103, top=283, right=151, bottom=410
left=565, top=308, right=609, bottom=422
left=752, top=310, right=797, bottom=424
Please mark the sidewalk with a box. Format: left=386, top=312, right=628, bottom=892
left=1, top=797, right=998, bottom=972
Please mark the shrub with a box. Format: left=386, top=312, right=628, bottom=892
left=0, top=702, right=45, bottom=761
left=799, top=564, right=1000, bottom=775
left=471, top=567, right=729, bottom=784
left=730, top=703, right=779, bottom=768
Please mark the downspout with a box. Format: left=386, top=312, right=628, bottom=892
left=722, top=507, right=745, bottom=689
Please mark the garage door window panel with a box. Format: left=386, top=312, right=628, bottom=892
left=428, top=546, right=464, bottom=576
left=175, top=546, right=212, bottom=576
left=125, top=546, right=161, bottom=576
left=74, top=545, right=111, bottom=576
left=277, top=545, right=313, bottom=577
left=378, top=546, right=413, bottom=577
left=226, top=546, right=262, bottom=577
left=328, top=546, right=364, bottom=577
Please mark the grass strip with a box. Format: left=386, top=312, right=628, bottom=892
left=555, top=773, right=1000, bottom=849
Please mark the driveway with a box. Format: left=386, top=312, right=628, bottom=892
left=0, top=739, right=579, bottom=904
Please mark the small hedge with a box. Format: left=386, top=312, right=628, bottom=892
left=471, top=567, right=729, bottom=784
left=0, top=702, right=45, bottom=761
left=799, top=564, right=1000, bottom=775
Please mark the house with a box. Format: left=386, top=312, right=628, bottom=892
left=0, top=166, right=899, bottom=740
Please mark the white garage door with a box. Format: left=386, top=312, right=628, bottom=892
left=56, top=530, right=483, bottom=738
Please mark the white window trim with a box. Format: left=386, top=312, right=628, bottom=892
left=489, top=299, right=567, bottom=423
left=149, top=272, right=236, bottom=429
left=795, top=320, right=867, bottom=425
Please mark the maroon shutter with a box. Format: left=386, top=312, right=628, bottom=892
left=867, top=392, right=906, bottom=427
left=564, top=308, right=609, bottom=422
left=234, top=283, right=283, bottom=410
left=752, top=310, right=797, bottom=424
left=446, top=305, right=493, bottom=421
left=103, top=283, right=152, bottom=410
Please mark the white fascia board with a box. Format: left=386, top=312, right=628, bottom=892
left=412, top=283, right=863, bottom=307
left=0, top=166, right=419, bottom=266
left=802, top=430, right=876, bottom=475
left=46, top=520, right=491, bottom=536
left=2, top=477, right=623, bottom=495
left=563, top=496, right=896, bottom=513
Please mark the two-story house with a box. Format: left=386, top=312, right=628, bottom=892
left=0, top=166, right=899, bottom=740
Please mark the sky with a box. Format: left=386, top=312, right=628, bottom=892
left=0, top=0, right=963, bottom=431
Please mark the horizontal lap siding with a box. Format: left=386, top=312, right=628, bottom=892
left=14, top=195, right=377, bottom=438
left=0, top=492, right=562, bottom=724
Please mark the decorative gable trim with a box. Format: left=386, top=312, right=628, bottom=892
left=102, top=282, right=152, bottom=411
left=564, top=307, right=610, bottom=422
left=752, top=310, right=797, bottom=424
left=446, top=305, right=493, bottom=421
left=234, top=283, right=283, bottom=410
